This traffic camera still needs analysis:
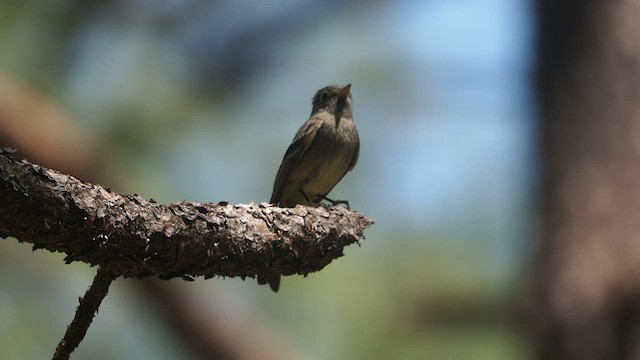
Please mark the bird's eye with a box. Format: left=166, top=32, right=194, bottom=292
left=320, top=92, right=329, bottom=102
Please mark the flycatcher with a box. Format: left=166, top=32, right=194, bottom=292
left=258, top=84, right=360, bottom=293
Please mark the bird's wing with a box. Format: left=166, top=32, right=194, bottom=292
left=270, top=116, right=323, bottom=204
left=347, top=131, right=360, bottom=172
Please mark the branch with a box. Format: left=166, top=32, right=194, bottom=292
left=53, top=267, right=115, bottom=360
left=0, top=149, right=373, bottom=280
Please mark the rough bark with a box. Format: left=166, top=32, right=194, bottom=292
left=0, top=149, right=373, bottom=280
left=535, top=1, right=640, bottom=359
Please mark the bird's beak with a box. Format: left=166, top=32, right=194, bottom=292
left=338, top=84, right=351, bottom=100
left=335, top=84, right=351, bottom=124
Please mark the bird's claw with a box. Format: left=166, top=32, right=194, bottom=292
left=319, top=195, right=350, bottom=209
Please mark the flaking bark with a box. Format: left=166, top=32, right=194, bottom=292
left=0, top=149, right=373, bottom=280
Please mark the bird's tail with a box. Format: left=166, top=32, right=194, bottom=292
left=257, top=274, right=281, bottom=293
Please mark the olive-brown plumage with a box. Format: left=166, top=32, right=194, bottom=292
left=258, top=84, right=360, bottom=293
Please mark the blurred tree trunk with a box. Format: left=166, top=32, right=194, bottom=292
left=535, top=1, right=640, bottom=359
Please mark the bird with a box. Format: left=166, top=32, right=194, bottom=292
left=258, top=84, right=360, bottom=293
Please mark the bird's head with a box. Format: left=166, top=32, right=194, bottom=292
left=311, top=84, right=353, bottom=124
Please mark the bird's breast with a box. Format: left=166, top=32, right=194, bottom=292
left=295, top=117, right=357, bottom=196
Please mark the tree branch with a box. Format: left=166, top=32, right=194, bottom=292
left=0, top=149, right=373, bottom=280
left=52, top=267, right=115, bottom=360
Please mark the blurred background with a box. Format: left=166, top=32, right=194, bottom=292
left=0, top=1, right=535, bottom=359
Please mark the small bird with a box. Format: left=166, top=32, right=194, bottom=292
left=258, top=84, right=360, bottom=293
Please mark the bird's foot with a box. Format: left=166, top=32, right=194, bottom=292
left=319, top=195, right=350, bottom=209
